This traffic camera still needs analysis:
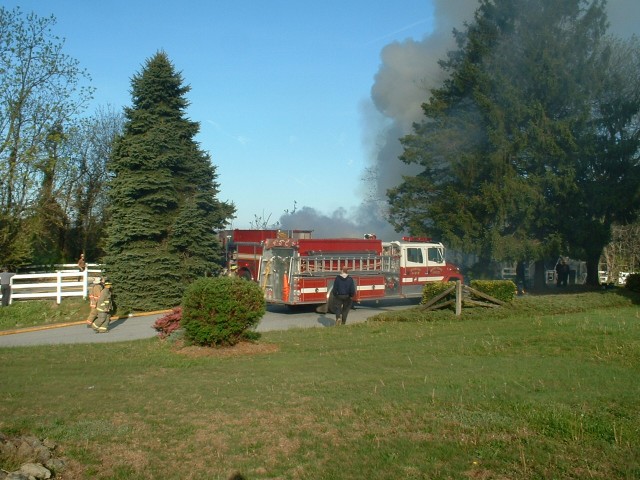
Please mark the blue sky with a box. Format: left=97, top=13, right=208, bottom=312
left=3, top=0, right=442, bottom=231
left=5, top=1, right=635, bottom=237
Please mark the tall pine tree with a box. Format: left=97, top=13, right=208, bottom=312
left=105, top=52, right=235, bottom=311
left=389, top=0, right=640, bottom=285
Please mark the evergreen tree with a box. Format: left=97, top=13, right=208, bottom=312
left=562, top=35, right=640, bottom=284
left=105, top=52, right=235, bottom=311
left=389, top=0, right=640, bottom=284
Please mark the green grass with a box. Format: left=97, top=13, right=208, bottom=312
left=0, top=297, right=89, bottom=330
left=1, top=289, right=639, bottom=479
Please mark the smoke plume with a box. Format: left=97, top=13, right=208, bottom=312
left=280, top=0, right=636, bottom=241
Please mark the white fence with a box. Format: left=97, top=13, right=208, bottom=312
left=1, top=264, right=103, bottom=305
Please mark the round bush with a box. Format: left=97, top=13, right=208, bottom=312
left=181, top=277, right=266, bottom=346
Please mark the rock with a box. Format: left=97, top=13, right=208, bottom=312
left=5, top=473, right=30, bottom=480
left=0, top=439, right=17, bottom=457
left=15, top=439, right=34, bottom=461
left=21, top=437, right=41, bottom=449
left=44, top=458, right=66, bottom=474
left=33, top=445, right=51, bottom=464
left=0, top=432, right=66, bottom=479
left=41, top=439, right=55, bottom=451
left=19, top=463, right=51, bottom=479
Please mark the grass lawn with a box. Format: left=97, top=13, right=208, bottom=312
left=0, top=289, right=639, bottom=479
left=0, top=297, right=90, bottom=331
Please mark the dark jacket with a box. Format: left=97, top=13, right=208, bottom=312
left=333, top=275, right=356, bottom=297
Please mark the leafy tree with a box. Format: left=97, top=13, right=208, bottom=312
left=389, top=0, right=640, bottom=285
left=0, top=7, right=93, bottom=267
left=105, top=52, right=235, bottom=312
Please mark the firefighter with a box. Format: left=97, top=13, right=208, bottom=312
left=227, top=265, right=238, bottom=278
left=77, top=253, right=87, bottom=272
left=92, top=279, right=113, bottom=333
left=77, top=253, right=87, bottom=282
left=86, top=277, right=104, bottom=326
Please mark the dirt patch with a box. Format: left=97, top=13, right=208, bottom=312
left=172, top=341, right=279, bottom=358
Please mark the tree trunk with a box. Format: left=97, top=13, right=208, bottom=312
left=585, top=253, right=601, bottom=286
left=534, top=259, right=547, bottom=290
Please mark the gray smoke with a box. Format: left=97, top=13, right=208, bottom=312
left=607, top=0, right=640, bottom=39
left=281, top=0, right=636, bottom=241
left=365, top=0, right=478, bottom=213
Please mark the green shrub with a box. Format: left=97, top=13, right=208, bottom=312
left=470, top=280, right=517, bottom=303
left=181, top=277, right=265, bottom=346
left=421, top=281, right=457, bottom=305
left=626, top=273, right=640, bottom=292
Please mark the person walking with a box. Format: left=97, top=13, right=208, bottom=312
left=0, top=267, right=16, bottom=307
left=556, top=258, right=570, bottom=287
left=86, top=277, right=104, bottom=326
left=561, top=260, right=571, bottom=286
left=332, top=267, right=356, bottom=326
left=555, top=259, right=563, bottom=287
left=92, top=279, right=113, bottom=333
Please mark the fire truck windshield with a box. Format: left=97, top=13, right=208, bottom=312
left=428, top=247, right=444, bottom=263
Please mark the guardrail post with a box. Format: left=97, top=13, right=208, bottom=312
left=56, top=271, right=62, bottom=304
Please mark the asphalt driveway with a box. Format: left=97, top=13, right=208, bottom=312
left=0, top=298, right=420, bottom=347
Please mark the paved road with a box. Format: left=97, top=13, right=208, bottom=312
left=0, top=298, right=420, bottom=347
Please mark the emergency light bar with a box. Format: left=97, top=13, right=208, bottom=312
left=402, top=236, right=432, bottom=242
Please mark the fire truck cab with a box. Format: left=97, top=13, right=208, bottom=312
left=382, top=237, right=455, bottom=297
left=258, top=235, right=462, bottom=306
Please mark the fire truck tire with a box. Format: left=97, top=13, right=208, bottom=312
left=238, top=269, right=252, bottom=280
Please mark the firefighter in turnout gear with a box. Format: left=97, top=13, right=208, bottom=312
left=86, top=277, right=104, bottom=326
left=92, top=279, right=113, bottom=333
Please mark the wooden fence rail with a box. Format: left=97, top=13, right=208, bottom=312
left=420, top=280, right=505, bottom=316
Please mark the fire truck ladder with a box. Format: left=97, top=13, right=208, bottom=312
left=295, top=254, right=395, bottom=276
left=260, top=257, right=273, bottom=290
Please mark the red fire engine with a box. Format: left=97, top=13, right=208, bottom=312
left=219, top=229, right=312, bottom=280
left=258, top=235, right=463, bottom=305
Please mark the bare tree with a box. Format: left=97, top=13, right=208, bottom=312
left=63, top=106, right=124, bottom=260
left=601, top=222, right=640, bottom=283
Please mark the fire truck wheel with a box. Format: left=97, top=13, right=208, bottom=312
left=238, top=269, right=252, bottom=280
